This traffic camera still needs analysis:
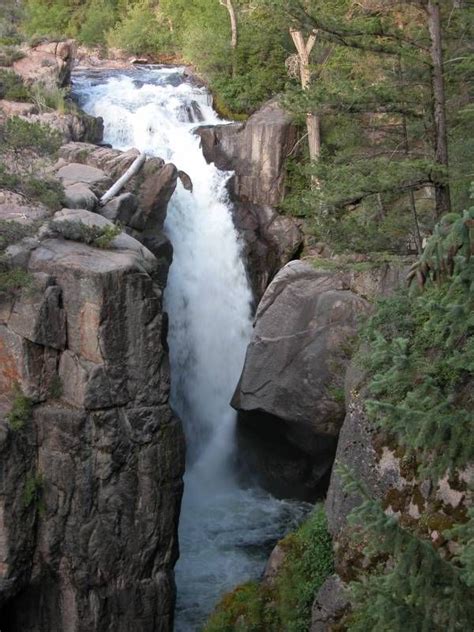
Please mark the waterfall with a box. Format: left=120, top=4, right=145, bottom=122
left=73, top=66, right=308, bottom=631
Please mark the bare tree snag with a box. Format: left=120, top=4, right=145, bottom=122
left=219, top=0, right=238, bottom=76
left=427, top=0, right=451, bottom=217
left=290, top=28, right=321, bottom=162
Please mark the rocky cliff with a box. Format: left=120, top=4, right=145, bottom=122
left=195, top=100, right=303, bottom=301
left=0, top=132, right=184, bottom=630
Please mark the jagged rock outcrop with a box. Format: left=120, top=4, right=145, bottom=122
left=196, top=99, right=303, bottom=299
left=232, top=203, right=303, bottom=302
left=55, top=142, right=178, bottom=280
left=232, top=261, right=369, bottom=499
left=196, top=99, right=296, bottom=208
left=13, top=40, right=76, bottom=89
left=0, top=210, right=185, bottom=632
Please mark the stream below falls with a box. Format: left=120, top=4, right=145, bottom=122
left=72, top=66, right=309, bottom=631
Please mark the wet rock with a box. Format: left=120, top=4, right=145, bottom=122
left=196, top=99, right=296, bottom=207
left=231, top=202, right=303, bottom=301
left=64, top=182, right=98, bottom=211
left=131, top=162, right=178, bottom=232
left=178, top=170, right=193, bottom=192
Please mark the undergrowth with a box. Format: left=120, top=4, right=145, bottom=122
left=205, top=505, right=333, bottom=632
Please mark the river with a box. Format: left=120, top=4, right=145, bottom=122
left=72, top=65, right=308, bottom=631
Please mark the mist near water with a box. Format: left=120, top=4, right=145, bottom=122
left=73, top=66, right=308, bottom=631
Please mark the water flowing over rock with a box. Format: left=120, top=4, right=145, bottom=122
left=195, top=99, right=303, bottom=299
left=232, top=261, right=369, bottom=499
left=69, top=66, right=310, bottom=631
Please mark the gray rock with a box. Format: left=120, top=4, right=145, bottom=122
left=325, top=372, right=402, bottom=538
left=262, top=543, right=287, bottom=587
left=64, top=182, right=98, bottom=211
left=311, top=575, right=350, bottom=631
left=131, top=162, right=178, bottom=232
left=233, top=261, right=369, bottom=498
left=0, top=218, right=184, bottom=630
left=56, top=163, right=112, bottom=196
left=196, top=99, right=296, bottom=207
left=8, top=273, right=66, bottom=350
left=100, top=192, right=138, bottom=224
left=178, top=170, right=193, bottom=192
left=231, top=202, right=303, bottom=301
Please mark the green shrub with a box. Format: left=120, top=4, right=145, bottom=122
left=359, top=207, right=474, bottom=478
left=0, top=69, right=30, bottom=101
left=205, top=505, right=334, bottom=632
left=77, top=0, right=117, bottom=46
left=0, top=165, right=64, bottom=211
left=23, top=0, right=73, bottom=39
left=22, top=473, right=43, bottom=509
left=0, top=116, right=62, bottom=155
left=6, top=384, right=33, bottom=430
left=31, top=82, right=68, bottom=113
left=0, top=46, right=25, bottom=66
left=52, top=220, right=121, bottom=249
left=107, top=0, right=172, bottom=56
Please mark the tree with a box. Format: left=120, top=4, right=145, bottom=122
left=219, top=0, right=238, bottom=77
left=262, top=0, right=472, bottom=253
left=289, top=28, right=321, bottom=160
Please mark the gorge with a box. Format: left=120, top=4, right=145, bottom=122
left=73, top=65, right=310, bottom=630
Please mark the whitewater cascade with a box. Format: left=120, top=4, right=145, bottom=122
left=73, top=67, right=307, bottom=631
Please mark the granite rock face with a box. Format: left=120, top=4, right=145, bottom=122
left=196, top=99, right=296, bottom=207
left=0, top=220, right=185, bottom=631
left=231, top=203, right=303, bottom=302
left=233, top=261, right=369, bottom=499
left=196, top=99, right=302, bottom=299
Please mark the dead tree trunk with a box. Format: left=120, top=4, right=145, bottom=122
left=290, top=28, right=321, bottom=161
left=427, top=0, right=451, bottom=217
left=220, top=0, right=238, bottom=77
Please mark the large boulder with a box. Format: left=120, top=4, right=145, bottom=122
left=233, top=261, right=369, bottom=499
left=196, top=99, right=296, bottom=207
left=13, top=40, right=76, bottom=89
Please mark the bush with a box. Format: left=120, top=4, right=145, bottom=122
left=0, top=165, right=64, bottom=210
left=22, top=473, right=44, bottom=509
left=77, top=0, right=117, bottom=46
left=0, top=116, right=62, bottom=155
left=23, top=0, right=73, bottom=39
left=0, top=46, right=25, bottom=66
left=31, top=82, right=68, bottom=113
left=0, top=68, right=30, bottom=101
left=107, top=0, right=172, bottom=56
left=6, top=384, right=33, bottom=430
left=205, top=505, right=334, bottom=632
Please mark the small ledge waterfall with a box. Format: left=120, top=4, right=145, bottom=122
left=73, top=66, right=307, bottom=631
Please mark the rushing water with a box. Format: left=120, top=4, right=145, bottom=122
left=73, top=66, right=309, bottom=631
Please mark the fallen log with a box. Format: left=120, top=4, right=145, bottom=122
left=99, top=153, right=146, bottom=206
